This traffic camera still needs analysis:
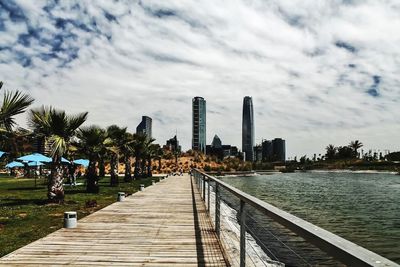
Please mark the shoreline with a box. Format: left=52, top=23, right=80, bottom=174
left=302, top=169, right=399, bottom=175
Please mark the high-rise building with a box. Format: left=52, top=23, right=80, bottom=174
left=259, top=138, right=286, bottom=162
left=136, top=116, right=152, bottom=139
left=211, top=135, right=222, bottom=149
left=242, top=96, right=254, bottom=161
left=272, top=138, right=286, bottom=162
left=192, top=97, right=206, bottom=153
left=164, top=135, right=181, bottom=153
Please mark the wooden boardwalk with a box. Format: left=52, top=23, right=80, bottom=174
left=0, top=175, right=229, bottom=266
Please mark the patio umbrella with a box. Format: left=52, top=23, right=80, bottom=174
left=17, top=153, right=51, bottom=163
left=5, top=161, right=24, bottom=168
left=61, top=157, right=71, bottom=164
left=27, top=161, right=44, bottom=167
left=73, top=159, right=89, bottom=167
left=27, top=161, right=46, bottom=187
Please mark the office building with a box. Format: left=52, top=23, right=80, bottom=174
left=164, top=135, right=181, bottom=153
left=192, top=97, right=206, bottom=153
left=136, top=116, right=152, bottom=139
left=206, top=135, right=238, bottom=160
left=272, top=138, right=286, bottom=162
left=259, top=138, right=286, bottom=162
left=242, top=96, right=255, bottom=161
left=211, top=135, right=222, bottom=149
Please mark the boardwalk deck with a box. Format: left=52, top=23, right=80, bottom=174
left=0, top=175, right=229, bottom=266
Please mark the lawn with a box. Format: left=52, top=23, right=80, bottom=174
left=0, top=174, right=155, bottom=257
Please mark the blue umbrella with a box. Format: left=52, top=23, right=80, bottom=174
left=28, top=161, right=44, bottom=167
left=0, top=151, right=5, bottom=158
left=17, top=153, right=51, bottom=163
left=73, top=159, right=89, bottom=167
left=61, top=157, right=70, bottom=164
left=5, top=161, right=24, bottom=168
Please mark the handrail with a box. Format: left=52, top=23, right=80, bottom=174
left=192, top=168, right=398, bottom=267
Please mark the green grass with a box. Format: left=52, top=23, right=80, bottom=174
left=0, top=174, right=155, bottom=257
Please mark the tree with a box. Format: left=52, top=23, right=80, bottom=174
left=75, top=126, right=107, bottom=193
left=325, top=144, right=337, bottom=160
left=29, top=106, right=88, bottom=202
left=349, top=140, right=363, bottom=158
left=386, top=151, right=400, bottom=161
left=146, top=143, right=159, bottom=177
left=133, top=134, right=147, bottom=179
left=106, top=125, right=126, bottom=186
left=337, top=146, right=353, bottom=159
left=0, top=81, right=34, bottom=132
left=155, top=145, right=164, bottom=171
left=121, top=132, right=135, bottom=182
left=0, top=82, right=34, bottom=158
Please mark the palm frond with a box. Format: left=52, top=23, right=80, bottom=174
left=68, top=112, right=89, bottom=135
left=48, top=134, right=67, bottom=158
left=28, top=106, right=52, bottom=134
left=0, top=88, right=34, bottom=131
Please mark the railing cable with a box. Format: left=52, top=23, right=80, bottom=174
left=245, top=211, right=312, bottom=266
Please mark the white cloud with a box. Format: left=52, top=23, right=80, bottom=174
left=1, top=0, right=400, bottom=157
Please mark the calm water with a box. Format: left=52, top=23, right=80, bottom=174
left=220, top=172, right=400, bottom=264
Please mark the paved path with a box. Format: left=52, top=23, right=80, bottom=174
left=0, top=175, right=229, bottom=266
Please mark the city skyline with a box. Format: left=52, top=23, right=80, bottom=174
left=2, top=1, right=400, bottom=157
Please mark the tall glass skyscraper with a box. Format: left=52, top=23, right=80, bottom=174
left=192, top=96, right=206, bottom=153
left=136, top=116, right=152, bottom=139
left=242, top=96, right=254, bottom=161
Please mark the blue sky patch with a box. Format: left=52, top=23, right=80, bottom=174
left=0, top=1, right=26, bottom=22
left=367, top=75, right=381, bottom=97
left=104, top=11, right=117, bottom=22
left=335, top=41, right=357, bottom=53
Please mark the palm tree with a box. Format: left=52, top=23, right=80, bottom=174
left=106, top=125, right=128, bottom=186
left=156, top=146, right=164, bottom=171
left=29, top=106, right=88, bottom=202
left=133, top=134, right=147, bottom=179
left=75, top=126, right=107, bottom=193
left=146, top=143, right=159, bottom=177
left=121, top=132, right=135, bottom=182
left=0, top=81, right=34, bottom=157
left=0, top=81, right=34, bottom=132
left=98, top=154, right=106, bottom=178
left=325, top=144, right=337, bottom=160
left=349, top=140, right=363, bottom=158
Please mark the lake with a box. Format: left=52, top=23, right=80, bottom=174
left=219, top=171, right=400, bottom=265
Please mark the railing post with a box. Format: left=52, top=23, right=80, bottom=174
left=215, top=183, right=220, bottom=238
left=202, top=175, right=206, bottom=200
left=240, top=200, right=246, bottom=267
left=207, top=180, right=210, bottom=212
left=199, top=174, right=201, bottom=191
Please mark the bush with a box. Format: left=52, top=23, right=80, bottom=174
left=204, top=165, right=211, bottom=172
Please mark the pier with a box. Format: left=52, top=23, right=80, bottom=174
left=0, top=175, right=229, bottom=266
left=1, top=172, right=398, bottom=266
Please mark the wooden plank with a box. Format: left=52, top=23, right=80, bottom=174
left=0, top=175, right=229, bottom=266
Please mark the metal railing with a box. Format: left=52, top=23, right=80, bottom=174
left=192, top=169, right=398, bottom=267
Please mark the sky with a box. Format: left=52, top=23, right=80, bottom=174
left=1, top=0, right=400, bottom=158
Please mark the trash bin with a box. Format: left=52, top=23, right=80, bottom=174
left=117, top=192, right=125, bottom=202
left=64, top=211, right=77, bottom=228
left=139, top=184, right=145, bottom=191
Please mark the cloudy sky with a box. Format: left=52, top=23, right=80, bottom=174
left=1, top=0, right=399, bottom=157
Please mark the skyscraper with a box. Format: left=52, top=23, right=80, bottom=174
left=272, top=138, right=286, bottom=162
left=192, top=96, right=206, bottom=153
left=136, top=116, right=152, bottom=139
left=242, top=96, right=254, bottom=161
